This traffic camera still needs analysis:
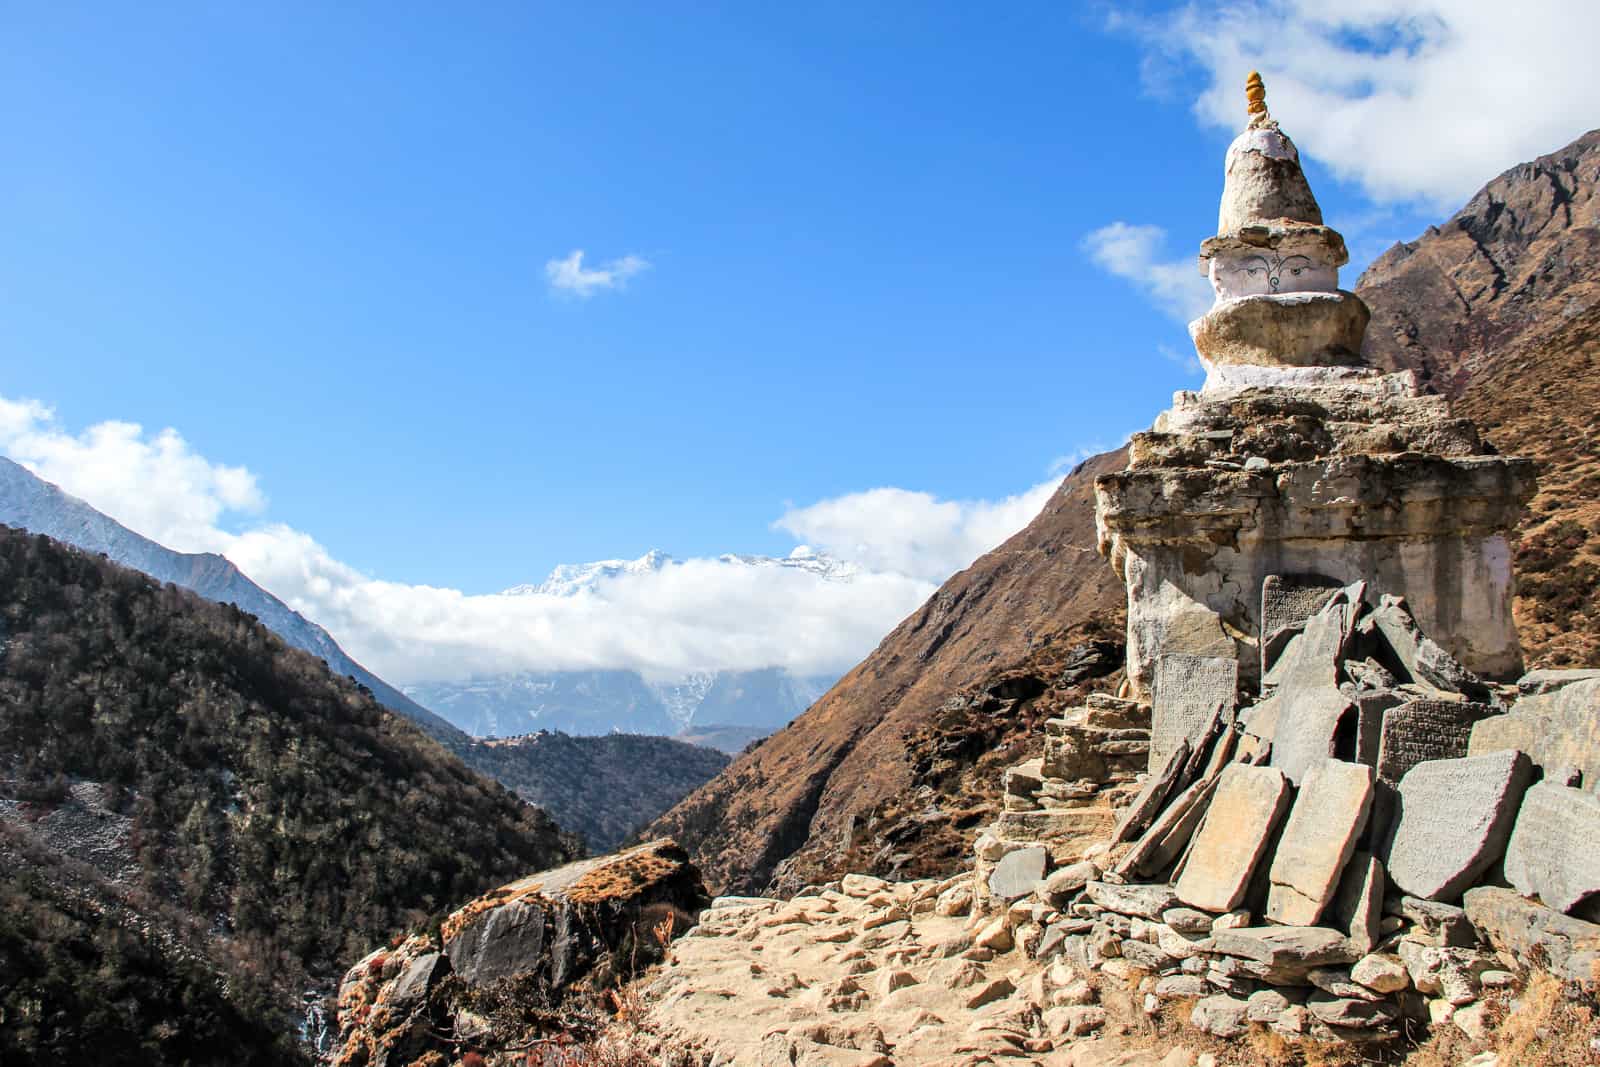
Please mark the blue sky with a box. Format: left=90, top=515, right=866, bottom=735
left=4, top=1, right=1596, bottom=683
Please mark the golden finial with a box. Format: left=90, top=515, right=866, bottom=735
left=1245, top=71, right=1269, bottom=123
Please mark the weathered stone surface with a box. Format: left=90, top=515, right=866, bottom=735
left=1263, top=583, right=1365, bottom=694
left=1268, top=687, right=1359, bottom=785
left=1331, top=853, right=1384, bottom=954
left=1260, top=574, right=1343, bottom=675
left=1162, top=907, right=1214, bottom=935
left=1503, top=782, right=1600, bottom=916
left=1267, top=760, right=1374, bottom=925
left=1191, top=290, right=1369, bottom=368
left=1211, top=926, right=1359, bottom=970
left=1176, top=765, right=1291, bottom=913
left=1307, top=991, right=1396, bottom=1029
left=988, top=846, right=1048, bottom=902
left=1113, top=740, right=1191, bottom=844
left=1518, top=669, right=1600, bottom=696
left=1189, top=994, right=1250, bottom=1038
left=1151, top=654, right=1238, bottom=774
left=1463, top=886, right=1600, bottom=985
left=1116, top=776, right=1216, bottom=879
left=1039, top=861, right=1100, bottom=902
left=442, top=839, right=708, bottom=990
left=1084, top=881, right=1179, bottom=920
left=1364, top=594, right=1488, bottom=700
left=1350, top=953, right=1409, bottom=994
left=1376, top=699, right=1496, bottom=787
left=1398, top=898, right=1475, bottom=948
left=1385, top=751, right=1532, bottom=901
left=1471, top=677, right=1600, bottom=787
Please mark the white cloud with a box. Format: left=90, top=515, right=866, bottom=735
left=773, top=480, right=1060, bottom=585
left=1115, top=0, right=1600, bottom=209
left=1082, top=222, right=1214, bottom=325
left=0, top=394, right=1061, bottom=685
left=544, top=249, right=650, bottom=297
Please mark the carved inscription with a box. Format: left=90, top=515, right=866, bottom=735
left=1376, top=700, right=1494, bottom=787
left=1385, top=750, right=1532, bottom=901
left=1152, top=653, right=1238, bottom=774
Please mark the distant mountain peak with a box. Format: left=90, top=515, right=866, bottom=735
left=498, top=547, right=857, bottom=599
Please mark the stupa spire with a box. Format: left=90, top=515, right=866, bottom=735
left=1245, top=70, right=1270, bottom=125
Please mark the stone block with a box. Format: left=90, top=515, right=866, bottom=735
left=1462, top=886, right=1600, bottom=986
left=1084, top=881, right=1179, bottom=919
left=1189, top=994, right=1249, bottom=1038
left=1470, top=677, right=1600, bottom=787
left=1269, top=686, right=1359, bottom=785
left=1376, top=699, right=1496, bottom=787
left=1176, top=765, right=1291, bottom=913
left=1331, top=852, right=1384, bottom=954
left=1267, top=760, right=1374, bottom=925
left=1259, top=573, right=1343, bottom=676
left=1398, top=897, right=1476, bottom=948
left=1503, top=782, right=1600, bottom=916
left=1212, top=926, right=1359, bottom=970
left=988, top=846, right=1048, bottom=902
left=1151, top=654, right=1238, bottom=774
left=1385, top=750, right=1532, bottom=901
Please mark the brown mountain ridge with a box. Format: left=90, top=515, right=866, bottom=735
left=645, top=126, right=1600, bottom=897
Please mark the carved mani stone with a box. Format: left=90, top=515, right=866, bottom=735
left=1375, top=700, right=1496, bottom=788
left=1385, top=750, right=1533, bottom=902
left=1503, top=783, right=1600, bottom=917
left=1269, top=686, right=1359, bottom=786
left=1151, top=653, right=1238, bottom=774
left=1176, top=764, right=1292, bottom=913
left=1470, top=677, right=1600, bottom=787
left=1267, top=760, right=1374, bottom=926
left=1260, top=573, right=1343, bottom=676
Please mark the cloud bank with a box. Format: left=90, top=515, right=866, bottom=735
left=1117, top=0, right=1600, bottom=209
left=544, top=250, right=651, bottom=297
left=1082, top=222, right=1214, bottom=326
left=0, top=395, right=1063, bottom=685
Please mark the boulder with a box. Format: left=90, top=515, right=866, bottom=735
left=1350, top=953, right=1409, bottom=994
left=1267, top=760, right=1374, bottom=925
left=1462, top=887, right=1600, bottom=985
left=442, top=839, right=708, bottom=992
left=1176, top=765, right=1291, bottom=913
left=1384, top=750, right=1532, bottom=901
left=988, top=846, right=1048, bottom=902
left=1502, top=782, right=1600, bottom=916
left=1471, top=677, right=1600, bottom=787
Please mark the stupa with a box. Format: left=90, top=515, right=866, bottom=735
left=1094, top=73, right=1536, bottom=699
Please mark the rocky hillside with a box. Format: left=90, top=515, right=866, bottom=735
left=648, top=127, right=1600, bottom=898
left=467, top=731, right=729, bottom=851
left=645, top=449, right=1129, bottom=895
left=0, top=457, right=464, bottom=745
left=0, top=526, right=579, bottom=1065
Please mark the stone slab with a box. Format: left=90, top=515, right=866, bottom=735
left=1267, top=760, right=1374, bottom=925
left=1377, top=699, right=1495, bottom=788
left=1270, top=685, right=1359, bottom=785
left=1212, top=925, right=1360, bottom=969
left=1365, top=594, right=1488, bottom=700
left=1262, top=580, right=1365, bottom=693
left=1260, top=573, right=1343, bottom=676
left=1463, top=886, right=1600, bottom=986
left=1470, top=677, right=1600, bottom=787
left=1385, top=750, right=1532, bottom=902
left=1503, top=782, right=1600, bottom=916
left=1331, top=852, right=1384, bottom=954
left=1517, top=669, right=1600, bottom=696
left=988, top=845, right=1048, bottom=902
left=1116, top=775, right=1216, bottom=879
left=1176, top=764, right=1291, bottom=913
left=1084, top=880, right=1179, bottom=919
left=1151, top=653, right=1238, bottom=774
left=1112, top=738, right=1190, bottom=844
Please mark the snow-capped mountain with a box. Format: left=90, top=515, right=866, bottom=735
left=405, top=550, right=849, bottom=745
left=499, top=547, right=857, bottom=598
left=0, top=456, right=463, bottom=744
